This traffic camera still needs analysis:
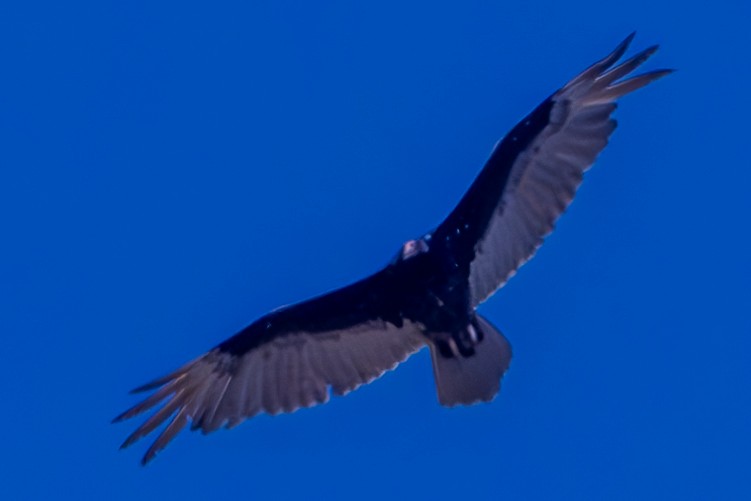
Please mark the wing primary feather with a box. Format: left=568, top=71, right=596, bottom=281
left=569, top=32, right=635, bottom=85
left=213, top=368, right=246, bottom=427
left=141, top=408, right=189, bottom=465
left=129, top=368, right=189, bottom=394
left=596, top=69, right=675, bottom=101
left=112, top=380, right=180, bottom=423
left=120, top=389, right=187, bottom=449
left=596, top=45, right=659, bottom=85
left=204, top=374, right=233, bottom=431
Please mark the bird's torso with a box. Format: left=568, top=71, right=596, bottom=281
left=386, top=235, right=481, bottom=357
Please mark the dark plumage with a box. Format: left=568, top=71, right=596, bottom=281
left=115, top=33, right=671, bottom=464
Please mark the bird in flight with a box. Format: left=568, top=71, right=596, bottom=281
left=115, top=33, right=671, bottom=464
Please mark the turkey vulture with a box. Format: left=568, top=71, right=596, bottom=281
left=115, top=33, right=671, bottom=464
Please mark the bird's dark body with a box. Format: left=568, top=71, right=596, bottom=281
left=116, top=35, right=671, bottom=464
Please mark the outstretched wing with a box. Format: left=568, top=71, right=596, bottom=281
left=432, top=33, right=672, bottom=306
left=114, top=270, right=425, bottom=464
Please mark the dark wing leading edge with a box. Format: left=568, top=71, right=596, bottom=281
left=114, top=269, right=425, bottom=464
left=432, top=34, right=672, bottom=307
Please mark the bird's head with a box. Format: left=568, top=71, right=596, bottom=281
left=391, top=237, right=430, bottom=264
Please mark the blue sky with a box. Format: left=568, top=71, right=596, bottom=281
left=2, top=1, right=749, bottom=499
